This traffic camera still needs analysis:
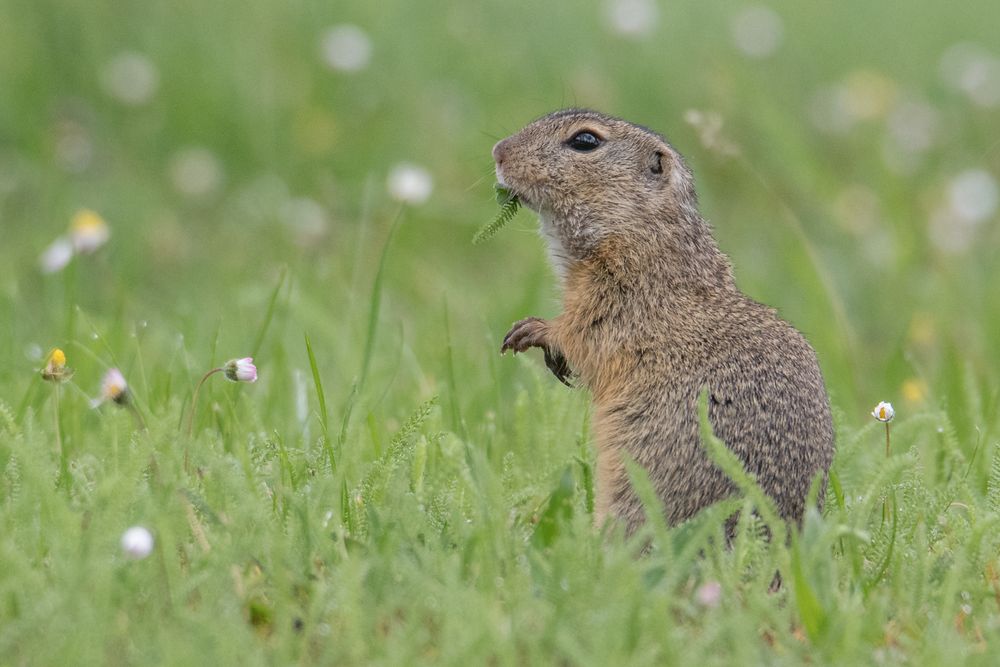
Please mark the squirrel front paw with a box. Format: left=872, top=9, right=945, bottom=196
left=502, top=318, right=574, bottom=386
left=501, top=317, right=549, bottom=354
left=543, top=347, right=573, bottom=387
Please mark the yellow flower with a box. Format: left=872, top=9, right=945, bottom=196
left=41, top=347, right=73, bottom=382
left=38, top=210, right=111, bottom=275
left=901, top=378, right=928, bottom=404
left=906, top=313, right=936, bottom=348
left=70, top=209, right=111, bottom=254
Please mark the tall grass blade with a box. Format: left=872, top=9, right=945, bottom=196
left=304, top=332, right=333, bottom=468
left=442, top=298, right=464, bottom=439
left=251, top=266, right=287, bottom=359
left=359, top=207, right=404, bottom=392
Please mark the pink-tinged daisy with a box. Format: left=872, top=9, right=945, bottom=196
left=92, top=368, right=130, bottom=407
left=187, top=356, right=258, bottom=435
left=695, top=580, right=722, bottom=608
left=224, top=357, right=258, bottom=383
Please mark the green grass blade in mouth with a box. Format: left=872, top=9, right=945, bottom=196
left=472, top=185, right=521, bottom=245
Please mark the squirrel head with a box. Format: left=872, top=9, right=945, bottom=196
left=493, top=109, right=707, bottom=278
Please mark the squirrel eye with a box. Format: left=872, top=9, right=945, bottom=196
left=566, top=131, right=602, bottom=152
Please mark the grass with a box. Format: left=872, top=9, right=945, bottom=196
left=2, top=0, right=1000, bottom=663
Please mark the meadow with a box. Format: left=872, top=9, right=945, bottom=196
left=2, top=0, right=1000, bottom=664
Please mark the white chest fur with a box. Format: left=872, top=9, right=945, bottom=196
left=538, top=212, right=570, bottom=284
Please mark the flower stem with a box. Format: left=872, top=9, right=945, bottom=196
left=882, top=422, right=892, bottom=525
left=128, top=402, right=148, bottom=431
left=53, top=383, right=67, bottom=489
left=186, top=368, right=222, bottom=437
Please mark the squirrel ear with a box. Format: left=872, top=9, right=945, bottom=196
left=649, top=150, right=664, bottom=175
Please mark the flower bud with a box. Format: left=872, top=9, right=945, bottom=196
left=121, top=526, right=154, bottom=559
left=41, top=348, right=73, bottom=382
left=224, top=357, right=257, bottom=383
left=871, top=401, right=894, bottom=423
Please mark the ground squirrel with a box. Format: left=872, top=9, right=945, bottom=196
left=494, top=109, right=834, bottom=535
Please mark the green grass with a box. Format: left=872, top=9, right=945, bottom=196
left=2, top=0, right=1000, bottom=663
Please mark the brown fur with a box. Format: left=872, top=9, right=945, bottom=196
left=496, top=109, right=834, bottom=534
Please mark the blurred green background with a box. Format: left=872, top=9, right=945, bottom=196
left=2, top=0, right=1000, bottom=663
left=3, top=0, right=998, bottom=428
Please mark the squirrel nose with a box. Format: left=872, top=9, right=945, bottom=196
left=492, top=139, right=510, bottom=165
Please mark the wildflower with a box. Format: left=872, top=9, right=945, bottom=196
left=683, top=109, right=740, bottom=157
left=886, top=98, right=939, bottom=157
left=939, top=43, right=1000, bottom=109
left=901, top=378, right=928, bottom=404
left=871, top=401, right=895, bottom=423
left=70, top=209, right=110, bottom=254
left=54, top=119, right=94, bottom=173
left=224, top=357, right=258, bottom=383
left=873, top=401, right=894, bottom=460
left=320, top=24, right=372, bottom=73
left=38, top=236, right=74, bottom=274
left=187, top=356, right=258, bottom=435
left=280, top=198, right=328, bottom=246
left=91, top=367, right=147, bottom=429
left=808, top=70, right=897, bottom=136
left=41, top=347, right=73, bottom=382
left=93, top=368, right=130, bottom=407
left=42, top=348, right=72, bottom=472
left=730, top=6, right=784, bottom=59
left=695, top=581, right=722, bottom=608
left=100, top=51, right=159, bottom=106
left=842, top=70, right=898, bottom=122
left=948, top=169, right=999, bottom=224
left=121, top=526, right=154, bottom=560
left=38, top=209, right=110, bottom=274
left=169, top=147, right=224, bottom=198
left=604, top=0, right=659, bottom=39
left=387, top=163, right=433, bottom=204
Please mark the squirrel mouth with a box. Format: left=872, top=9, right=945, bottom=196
left=495, top=165, right=510, bottom=189
left=512, top=189, right=537, bottom=212
left=495, top=166, right=539, bottom=211
left=496, top=179, right=534, bottom=211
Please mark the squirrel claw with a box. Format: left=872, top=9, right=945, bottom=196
left=501, top=317, right=547, bottom=354
left=502, top=318, right=575, bottom=386
left=544, top=347, right=574, bottom=386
